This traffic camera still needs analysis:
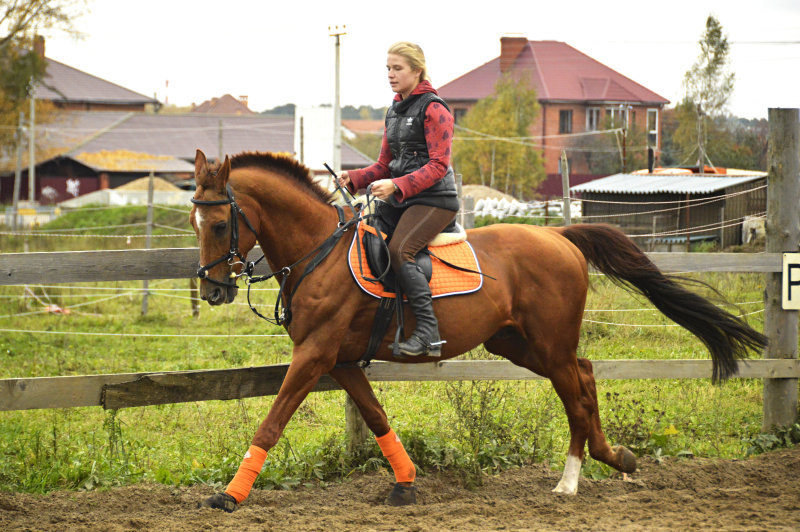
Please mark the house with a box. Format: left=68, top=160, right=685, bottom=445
left=32, top=37, right=159, bottom=112
left=341, top=119, right=384, bottom=140
left=192, top=94, right=254, bottom=115
left=438, top=36, right=669, bottom=196
left=1, top=111, right=373, bottom=204
left=1, top=42, right=373, bottom=205
left=570, top=166, right=767, bottom=249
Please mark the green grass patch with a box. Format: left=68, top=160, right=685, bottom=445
left=0, top=207, right=796, bottom=494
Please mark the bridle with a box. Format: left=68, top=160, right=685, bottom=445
left=191, top=184, right=259, bottom=289
left=191, top=180, right=361, bottom=327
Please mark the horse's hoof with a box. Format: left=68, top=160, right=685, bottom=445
left=614, top=445, right=637, bottom=474
left=198, top=492, right=237, bottom=513
left=385, top=482, right=417, bottom=506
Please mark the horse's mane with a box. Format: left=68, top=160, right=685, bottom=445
left=226, top=151, right=334, bottom=204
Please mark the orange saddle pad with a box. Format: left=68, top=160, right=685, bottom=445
left=348, top=221, right=483, bottom=300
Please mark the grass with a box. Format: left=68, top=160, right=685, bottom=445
left=0, top=206, right=797, bottom=494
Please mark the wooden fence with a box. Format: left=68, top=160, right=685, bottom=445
left=0, top=109, right=797, bottom=434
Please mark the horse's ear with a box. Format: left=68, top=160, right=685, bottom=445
left=194, top=149, right=212, bottom=188
left=194, top=149, right=208, bottom=176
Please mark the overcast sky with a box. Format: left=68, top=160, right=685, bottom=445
left=43, top=0, right=799, bottom=119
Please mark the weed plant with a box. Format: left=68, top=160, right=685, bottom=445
left=0, top=206, right=796, bottom=494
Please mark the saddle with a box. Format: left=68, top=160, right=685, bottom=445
left=360, top=211, right=461, bottom=292
left=343, top=208, right=484, bottom=367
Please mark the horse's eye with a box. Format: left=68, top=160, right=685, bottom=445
left=213, top=221, right=228, bottom=237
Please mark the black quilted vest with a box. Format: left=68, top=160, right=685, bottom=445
left=384, top=92, right=459, bottom=211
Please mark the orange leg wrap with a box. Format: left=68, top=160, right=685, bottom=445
left=224, top=445, right=268, bottom=503
left=376, top=429, right=416, bottom=483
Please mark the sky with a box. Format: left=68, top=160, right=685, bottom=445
left=42, top=0, right=799, bottom=120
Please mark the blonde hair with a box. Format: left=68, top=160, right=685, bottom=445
left=387, top=41, right=429, bottom=83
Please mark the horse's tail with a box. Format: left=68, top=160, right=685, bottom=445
left=558, top=223, right=767, bottom=382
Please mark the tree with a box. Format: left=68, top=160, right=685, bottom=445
left=453, top=74, right=544, bottom=198
left=662, top=108, right=767, bottom=170
left=0, top=1, right=85, bottom=151
left=675, top=15, right=735, bottom=167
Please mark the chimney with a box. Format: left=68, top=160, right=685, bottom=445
left=500, top=35, right=527, bottom=73
left=33, top=35, right=45, bottom=59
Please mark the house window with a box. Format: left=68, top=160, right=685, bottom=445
left=559, top=110, right=573, bottom=134
left=586, top=107, right=601, bottom=131
left=647, top=109, right=659, bottom=146
left=453, top=108, right=467, bottom=124
left=606, top=106, right=628, bottom=128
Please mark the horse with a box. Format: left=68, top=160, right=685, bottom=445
left=189, top=149, right=767, bottom=511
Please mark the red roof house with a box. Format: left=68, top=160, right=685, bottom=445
left=439, top=36, right=670, bottom=196
left=192, top=94, right=255, bottom=115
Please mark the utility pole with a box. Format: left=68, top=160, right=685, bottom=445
left=28, top=77, right=36, bottom=203
left=329, top=25, right=346, bottom=175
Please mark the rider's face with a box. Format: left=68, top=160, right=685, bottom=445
left=387, top=54, right=421, bottom=100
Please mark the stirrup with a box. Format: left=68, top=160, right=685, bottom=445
left=394, top=334, right=445, bottom=358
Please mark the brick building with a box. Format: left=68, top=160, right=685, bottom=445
left=439, top=36, right=669, bottom=196
left=32, top=37, right=160, bottom=112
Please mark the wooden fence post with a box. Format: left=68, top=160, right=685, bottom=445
left=463, top=195, right=475, bottom=230
left=763, top=108, right=800, bottom=430
left=141, top=171, right=154, bottom=316
left=189, top=278, right=199, bottom=318
left=560, top=150, right=571, bottom=226
left=345, top=395, right=370, bottom=453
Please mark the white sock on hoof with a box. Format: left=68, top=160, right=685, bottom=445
left=552, top=454, right=581, bottom=495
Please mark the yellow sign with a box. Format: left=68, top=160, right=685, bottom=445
left=783, top=253, right=800, bottom=310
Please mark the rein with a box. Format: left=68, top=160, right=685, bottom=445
left=245, top=204, right=358, bottom=327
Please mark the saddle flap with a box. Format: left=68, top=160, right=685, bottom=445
left=361, top=223, right=432, bottom=293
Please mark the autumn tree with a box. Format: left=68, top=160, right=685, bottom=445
left=673, top=15, right=735, bottom=167
left=0, top=0, right=85, bottom=150
left=452, top=74, right=544, bottom=198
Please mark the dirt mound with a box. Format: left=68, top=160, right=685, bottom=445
left=2, top=447, right=799, bottom=531
left=116, top=176, right=181, bottom=191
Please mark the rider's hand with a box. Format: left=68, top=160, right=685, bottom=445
left=371, top=179, right=398, bottom=201
left=337, top=171, right=350, bottom=189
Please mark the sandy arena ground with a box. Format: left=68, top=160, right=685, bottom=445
left=2, top=447, right=799, bottom=531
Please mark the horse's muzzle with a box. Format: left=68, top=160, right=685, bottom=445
left=201, top=282, right=239, bottom=305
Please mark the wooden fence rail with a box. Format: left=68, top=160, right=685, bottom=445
left=0, top=248, right=784, bottom=285
left=3, top=359, right=800, bottom=412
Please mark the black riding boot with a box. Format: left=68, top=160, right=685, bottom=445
left=396, top=261, right=443, bottom=357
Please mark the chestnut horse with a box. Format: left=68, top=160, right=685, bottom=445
left=190, top=150, right=766, bottom=511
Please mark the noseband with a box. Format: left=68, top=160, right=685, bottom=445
left=191, top=184, right=258, bottom=288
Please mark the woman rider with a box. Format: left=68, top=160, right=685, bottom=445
left=338, top=41, right=458, bottom=357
